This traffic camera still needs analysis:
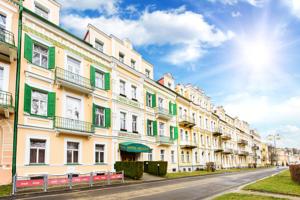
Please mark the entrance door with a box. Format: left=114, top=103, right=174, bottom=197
left=120, top=151, right=140, bottom=161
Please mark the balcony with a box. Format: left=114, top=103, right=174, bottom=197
left=55, top=67, right=94, bottom=94
left=156, top=135, right=174, bottom=146
left=221, top=133, right=231, bottom=140
left=252, top=145, right=259, bottom=150
left=178, top=115, right=196, bottom=128
left=213, top=129, right=223, bottom=136
left=238, top=139, right=248, bottom=146
left=0, top=28, right=16, bottom=62
left=238, top=150, right=249, bottom=156
left=222, top=148, right=233, bottom=154
left=54, top=116, right=94, bottom=136
left=180, top=140, right=197, bottom=149
left=118, top=131, right=141, bottom=139
left=214, top=148, right=223, bottom=153
left=0, top=90, right=14, bottom=118
left=155, top=107, right=173, bottom=120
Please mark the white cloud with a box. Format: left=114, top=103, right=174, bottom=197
left=58, top=0, right=120, bottom=15
left=61, top=7, right=234, bottom=65
left=231, top=11, right=241, bottom=17
left=208, top=0, right=265, bottom=7
left=281, top=0, right=300, bottom=19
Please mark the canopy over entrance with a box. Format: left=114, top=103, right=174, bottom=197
left=119, top=142, right=151, bottom=153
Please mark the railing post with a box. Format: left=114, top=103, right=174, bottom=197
left=122, top=170, right=124, bottom=183
left=107, top=171, right=111, bottom=185
left=43, top=174, right=48, bottom=192
left=89, top=172, right=93, bottom=187
left=12, top=174, right=17, bottom=195
left=68, top=173, right=72, bottom=190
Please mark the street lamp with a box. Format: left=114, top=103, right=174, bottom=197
left=267, top=133, right=280, bottom=166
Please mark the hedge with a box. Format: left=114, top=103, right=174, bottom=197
left=206, top=162, right=216, bottom=172
left=144, top=161, right=168, bottom=176
left=114, top=161, right=144, bottom=180
left=289, top=164, right=300, bottom=184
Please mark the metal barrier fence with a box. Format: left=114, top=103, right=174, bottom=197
left=12, top=171, right=124, bottom=195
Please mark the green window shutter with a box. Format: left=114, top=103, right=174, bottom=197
left=173, top=103, right=177, bottom=115
left=24, top=84, right=32, bottom=113
left=152, top=93, right=156, bottom=108
left=169, top=101, right=172, bottom=114
left=174, top=127, right=178, bottom=140
left=48, top=47, right=55, bottom=69
left=24, top=34, right=33, bottom=62
left=153, top=120, right=157, bottom=136
left=104, top=73, right=110, bottom=90
left=92, top=104, right=96, bottom=125
left=105, top=107, right=111, bottom=128
left=47, top=92, right=56, bottom=117
left=90, top=66, right=96, bottom=87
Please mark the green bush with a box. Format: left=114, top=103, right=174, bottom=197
left=289, top=164, right=300, bottom=184
left=206, top=162, right=216, bottom=172
left=144, top=161, right=168, bottom=176
left=114, top=161, right=144, bottom=180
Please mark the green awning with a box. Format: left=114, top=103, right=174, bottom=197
left=119, top=142, right=151, bottom=153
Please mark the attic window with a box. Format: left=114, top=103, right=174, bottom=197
left=95, top=40, right=104, bottom=52
left=35, top=2, right=49, bottom=19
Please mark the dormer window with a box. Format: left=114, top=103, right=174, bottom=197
left=95, top=40, right=104, bottom=52
left=119, top=52, right=124, bottom=63
left=145, top=69, right=150, bottom=78
left=131, top=59, right=135, bottom=69
left=35, top=2, right=49, bottom=19
left=168, top=82, right=171, bottom=88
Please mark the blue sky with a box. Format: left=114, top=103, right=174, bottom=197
left=58, top=0, right=300, bottom=148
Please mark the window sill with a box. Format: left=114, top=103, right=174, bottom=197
left=26, top=163, right=48, bottom=166
left=131, top=98, right=138, bottom=102
left=25, top=113, right=52, bottom=120
left=119, top=94, right=127, bottom=97
left=65, top=163, right=81, bottom=166
left=94, top=163, right=108, bottom=165
left=95, top=87, right=108, bottom=91
left=95, top=125, right=108, bottom=129
left=132, top=131, right=139, bottom=134
left=28, top=61, right=52, bottom=71
left=120, top=129, right=127, bottom=132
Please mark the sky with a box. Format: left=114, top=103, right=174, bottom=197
left=58, top=0, right=300, bottom=148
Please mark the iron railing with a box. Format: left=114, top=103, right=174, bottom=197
left=156, top=135, right=174, bottom=144
left=155, top=107, right=172, bottom=117
left=179, top=115, right=195, bottom=124
left=238, top=139, right=248, bottom=145
left=0, top=90, right=13, bottom=107
left=0, top=27, right=15, bottom=46
left=54, top=116, right=94, bottom=133
left=55, top=67, right=93, bottom=90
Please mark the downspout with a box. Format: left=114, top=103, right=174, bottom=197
left=12, top=0, right=23, bottom=177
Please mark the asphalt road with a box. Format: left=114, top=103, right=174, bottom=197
left=18, top=168, right=284, bottom=200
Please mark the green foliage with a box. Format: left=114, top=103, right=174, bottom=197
left=289, top=164, right=300, bottom=184
left=114, top=161, right=143, bottom=180
left=206, top=162, right=216, bottom=172
left=214, top=193, right=287, bottom=200
left=0, top=184, right=11, bottom=197
left=144, top=161, right=168, bottom=176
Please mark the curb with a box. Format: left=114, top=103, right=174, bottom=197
left=0, top=167, right=275, bottom=200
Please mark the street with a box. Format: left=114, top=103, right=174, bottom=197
left=17, top=168, right=284, bottom=200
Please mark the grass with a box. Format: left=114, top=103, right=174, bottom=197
left=244, top=170, right=300, bottom=197
left=0, top=184, right=11, bottom=197
left=213, top=193, right=288, bottom=200
left=165, top=167, right=262, bottom=179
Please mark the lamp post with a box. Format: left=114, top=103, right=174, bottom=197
left=267, top=133, right=280, bottom=166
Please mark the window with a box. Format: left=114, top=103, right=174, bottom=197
left=146, top=93, right=152, bottom=107
left=0, top=14, right=6, bottom=29
left=95, top=144, right=105, bottom=163
left=131, top=85, right=137, bottom=100
left=145, top=69, right=150, bottom=78
left=180, top=129, right=183, bottom=140
left=207, top=136, right=210, bottom=146
left=131, top=59, right=135, bottom=69
left=31, top=90, right=47, bottom=116
left=147, top=120, right=153, bottom=136
left=95, top=107, right=105, bottom=127
left=120, top=80, right=126, bottom=96
left=159, top=122, right=164, bottom=136
left=120, top=112, right=126, bottom=131
left=201, top=135, right=204, bottom=145
left=193, top=133, right=197, bottom=143
left=67, top=142, right=79, bottom=164
left=185, top=131, right=188, bottom=141
left=168, top=82, right=171, bottom=88
left=181, top=151, right=184, bottom=163
left=33, top=43, right=48, bottom=68
left=179, top=107, right=182, bottom=118
left=148, top=149, right=153, bottom=161
left=199, top=116, right=202, bottom=128
left=195, top=152, right=198, bottom=163
left=35, top=2, right=49, bottom=19
left=29, top=139, right=46, bottom=164
left=119, top=52, right=124, bottom=62
left=187, top=152, right=190, bottom=163
left=0, top=67, right=3, bottom=91
left=192, top=113, right=196, bottom=123
left=171, top=150, right=175, bottom=163
left=160, top=150, right=165, bottom=161
left=132, top=115, right=137, bottom=133
left=95, top=40, right=104, bottom=52
left=95, top=71, right=105, bottom=89
left=205, top=118, right=208, bottom=130
left=158, top=97, right=163, bottom=109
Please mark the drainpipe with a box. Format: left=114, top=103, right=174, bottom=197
left=12, top=0, right=23, bottom=177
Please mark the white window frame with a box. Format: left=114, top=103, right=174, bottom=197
left=25, top=135, right=50, bottom=165
left=120, top=80, right=126, bottom=96
left=158, top=97, right=163, bottom=109
left=95, top=71, right=105, bottom=89
left=34, top=1, right=49, bottom=19
left=131, top=85, right=137, bottom=100
left=94, top=142, right=107, bottom=164
left=32, top=42, right=48, bottom=68
left=159, top=122, right=165, bottom=136
left=64, top=52, right=83, bottom=76
left=95, top=39, right=104, bottom=52
left=130, top=59, right=135, bottom=68
left=95, top=106, right=105, bottom=127
left=160, top=149, right=165, bottom=161
left=171, top=150, right=175, bottom=163
left=119, top=52, right=124, bottom=62
left=146, top=93, right=152, bottom=107
left=132, top=115, right=138, bottom=133
left=120, top=111, right=126, bottom=130
left=0, top=62, right=9, bottom=91
left=31, top=89, right=48, bottom=116
left=64, top=138, right=82, bottom=164
left=148, top=149, right=153, bottom=161
left=62, top=92, right=84, bottom=121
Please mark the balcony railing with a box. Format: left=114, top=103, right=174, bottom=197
left=178, top=115, right=196, bottom=128
left=214, top=147, right=223, bottom=153
left=55, top=67, right=94, bottom=93
left=221, top=133, right=231, bottom=140
left=0, top=90, right=13, bottom=108
left=223, top=148, right=233, bottom=154
left=155, top=107, right=172, bottom=120
left=54, top=116, right=94, bottom=135
left=0, top=28, right=15, bottom=46
left=180, top=140, right=197, bottom=148
left=238, top=139, right=248, bottom=146
left=156, top=135, right=174, bottom=145
left=238, top=150, right=249, bottom=156
left=213, top=129, right=223, bottom=136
